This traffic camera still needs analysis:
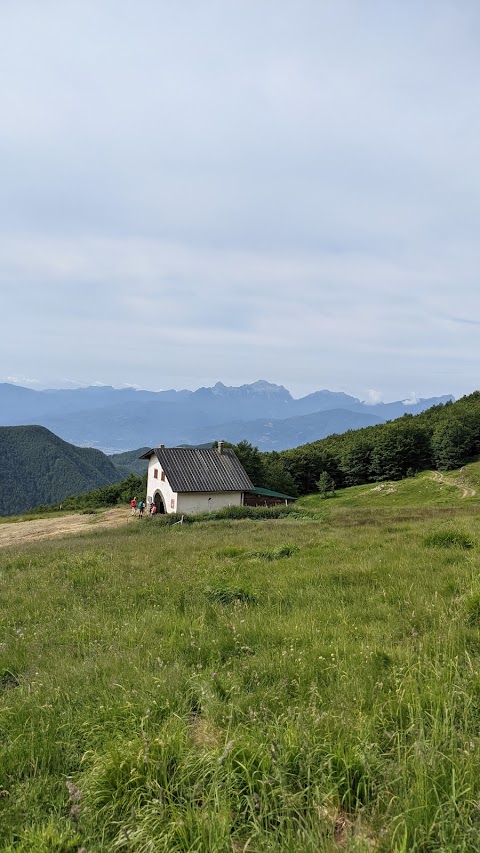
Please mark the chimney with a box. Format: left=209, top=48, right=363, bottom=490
left=159, top=443, right=165, bottom=448
left=217, top=440, right=224, bottom=455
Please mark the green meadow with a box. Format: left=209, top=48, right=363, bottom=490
left=2, top=467, right=480, bottom=850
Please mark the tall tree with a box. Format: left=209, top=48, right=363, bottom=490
left=232, top=440, right=265, bottom=485
left=432, top=419, right=476, bottom=470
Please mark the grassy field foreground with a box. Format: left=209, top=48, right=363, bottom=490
left=2, top=490, right=480, bottom=849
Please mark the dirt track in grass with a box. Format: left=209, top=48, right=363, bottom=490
left=0, top=507, right=131, bottom=549
left=430, top=470, right=476, bottom=498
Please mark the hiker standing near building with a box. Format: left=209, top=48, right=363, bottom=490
left=138, top=499, right=145, bottom=518
left=130, top=496, right=137, bottom=515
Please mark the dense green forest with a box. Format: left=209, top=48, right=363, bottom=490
left=0, top=426, right=122, bottom=516
left=232, top=392, right=480, bottom=496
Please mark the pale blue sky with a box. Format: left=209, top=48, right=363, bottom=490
left=1, top=0, right=480, bottom=400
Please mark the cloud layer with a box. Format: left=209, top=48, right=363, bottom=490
left=1, top=1, right=480, bottom=399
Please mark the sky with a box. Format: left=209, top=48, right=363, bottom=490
left=1, top=0, right=480, bottom=402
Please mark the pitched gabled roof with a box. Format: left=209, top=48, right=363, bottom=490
left=139, top=447, right=254, bottom=493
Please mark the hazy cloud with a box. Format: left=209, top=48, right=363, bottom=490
left=365, top=390, right=383, bottom=405
left=1, top=1, right=479, bottom=400
left=452, top=317, right=480, bottom=326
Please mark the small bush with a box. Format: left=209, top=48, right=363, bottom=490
left=2, top=821, right=80, bottom=851
left=424, top=530, right=475, bottom=549
left=205, top=584, right=257, bottom=605
left=0, top=670, right=19, bottom=691
left=149, top=505, right=303, bottom=526
left=151, top=512, right=186, bottom=526
left=199, top=504, right=297, bottom=521
left=216, top=546, right=246, bottom=558
left=327, top=745, right=372, bottom=810
left=249, top=544, right=299, bottom=561
left=466, top=593, right=480, bottom=626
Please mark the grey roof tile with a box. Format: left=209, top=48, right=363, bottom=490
left=140, top=447, right=253, bottom=493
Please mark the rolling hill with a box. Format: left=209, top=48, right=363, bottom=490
left=109, top=446, right=150, bottom=477
left=185, top=407, right=384, bottom=448
left=0, top=425, right=123, bottom=516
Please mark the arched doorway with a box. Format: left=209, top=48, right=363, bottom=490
left=154, top=491, right=166, bottom=514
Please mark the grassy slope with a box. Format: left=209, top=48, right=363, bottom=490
left=0, top=509, right=82, bottom=525
left=299, top=463, right=480, bottom=511
left=2, top=470, right=480, bottom=849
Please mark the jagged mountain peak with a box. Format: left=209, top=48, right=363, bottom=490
left=197, top=380, right=292, bottom=400
left=0, top=380, right=455, bottom=453
left=247, top=380, right=291, bottom=396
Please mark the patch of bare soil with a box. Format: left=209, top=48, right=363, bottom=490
left=0, top=507, right=131, bottom=549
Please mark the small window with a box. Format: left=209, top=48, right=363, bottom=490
left=153, top=468, right=158, bottom=479
left=161, top=471, right=165, bottom=482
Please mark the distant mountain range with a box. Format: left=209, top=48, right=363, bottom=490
left=0, top=380, right=453, bottom=452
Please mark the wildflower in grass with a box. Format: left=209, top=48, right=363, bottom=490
left=218, top=740, right=235, bottom=764
left=65, top=780, right=82, bottom=804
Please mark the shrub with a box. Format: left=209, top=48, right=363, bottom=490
left=205, top=584, right=257, bottom=605
left=3, top=821, right=80, bottom=851
left=424, top=530, right=475, bottom=549
left=466, top=593, right=480, bottom=626
left=248, top=544, right=299, bottom=560
left=203, top=505, right=296, bottom=521
left=217, top=546, right=246, bottom=558
left=327, top=744, right=372, bottom=810
left=150, top=505, right=301, bottom=525
left=0, top=670, right=19, bottom=691
left=150, top=512, right=186, bottom=526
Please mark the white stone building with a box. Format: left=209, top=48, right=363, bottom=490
left=140, top=442, right=253, bottom=514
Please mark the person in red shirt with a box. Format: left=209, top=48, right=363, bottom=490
left=130, top=497, right=137, bottom=515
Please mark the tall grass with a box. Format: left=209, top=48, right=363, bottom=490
left=1, top=504, right=480, bottom=849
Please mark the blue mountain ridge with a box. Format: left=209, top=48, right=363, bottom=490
left=0, top=381, right=453, bottom=452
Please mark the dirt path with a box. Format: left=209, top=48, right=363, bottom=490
left=0, top=507, right=131, bottom=550
left=430, top=470, right=476, bottom=498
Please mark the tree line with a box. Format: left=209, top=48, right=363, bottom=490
left=26, top=473, right=147, bottom=515
left=231, top=392, right=480, bottom=496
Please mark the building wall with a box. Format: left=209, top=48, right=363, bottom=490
left=146, top=454, right=244, bottom=515
left=145, top=454, right=178, bottom=513
left=176, top=491, right=243, bottom=515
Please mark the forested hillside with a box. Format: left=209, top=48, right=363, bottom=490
left=233, top=392, right=480, bottom=496
left=109, top=447, right=150, bottom=477
left=0, top=426, right=122, bottom=515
